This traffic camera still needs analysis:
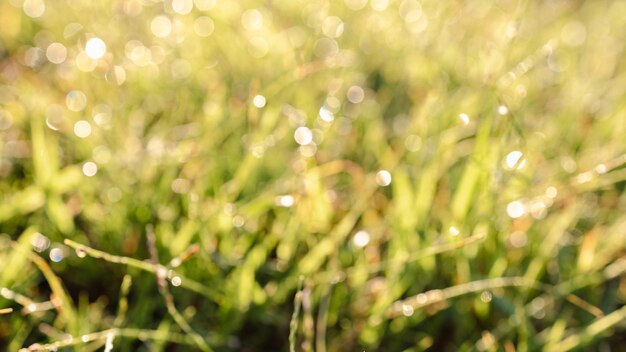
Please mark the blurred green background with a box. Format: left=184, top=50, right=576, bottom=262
left=1, top=0, right=626, bottom=351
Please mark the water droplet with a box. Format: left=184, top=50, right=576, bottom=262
left=480, top=291, right=493, bottom=303
left=458, top=113, right=470, bottom=125
left=508, top=231, right=527, bottom=248
left=299, top=143, right=317, bottom=157
left=0, top=288, right=14, bottom=299
left=66, top=90, right=87, bottom=112
left=75, top=246, right=87, bottom=258
left=404, top=134, right=422, bottom=152
left=46, top=43, right=67, bottom=64
left=241, top=9, right=263, bottom=31
left=294, top=127, right=313, bottom=145
left=319, top=106, right=334, bottom=122
left=82, top=161, right=98, bottom=177
left=172, top=0, right=193, bottom=14
left=106, top=188, right=122, bottom=203
left=401, top=303, right=414, bottom=316
left=375, top=170, right=392, bottom=186
left=506, top=200, right=526, bottom=219
left=497, top=105, right=509, bottom=115
left=545, top=187, right=558, bottom=199
left=75, top=51, right=97, bottom=72
left=232, top=215, right=245, bottom=228
left=151, top=16, right=172, bottom=38
left=171, top=178, right=190, bottom=194
left=504, top=150, right=526, bottom=170
left=346, top=86, right=365, bottom=104
left=31, top=232, right=50, bottom=253
left=530, top=200, right=548, bottom=219
left=23, top=0, right=45, bottom=18
left=73, top=120, right=92, bottom=138
left=194, top=0, right=216, bottom=10
left=449, top=226, right=460, bottom=236
left=193, top=16, right=215, bottom=37
left=275, top=195, right=295, bottom=207
left=171, top=276, right=182, bottom=287
left=49, top=247, right=65, bottom=263
left=322, top=16, right=344, bottom=38
left=415, top=293, right=428, bottom=305
left=252, top=95, right=266, bottom=108
left=85, top=38, right=106, bottom=60
left=352, top=230, right=370, bottom=248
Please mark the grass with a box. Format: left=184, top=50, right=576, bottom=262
left=1, top=0, right=626, bottom=351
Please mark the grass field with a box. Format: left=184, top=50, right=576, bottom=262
left=1, top=0, right=626, bottom=351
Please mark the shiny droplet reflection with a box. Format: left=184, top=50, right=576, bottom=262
left=85, top=38, right=107, bottom=60
left=294, top=127, right=313, bottom=146
left=194, top=16, right=215, bottom=37
left=46, top=43, right=67, bottom=64
left=506, top=200, right=526, bottom=219
left=352, top=230, right=370, bottom=247
left=504, top=151, right=526, bottom=170
left=151, top=16, right=172, bottom=38
left=375, top=170, right=392, bottom=186
left=74, top=120, right=92, bottom=138
left=252, top=95, right=266, bottom=108
left=66, top=90, right=87, bottom=112
left=82, top=161, right=98, bottom=177
left=459, top=113, right=470, bottom=125
left=49, top=247, right=65, bottom=262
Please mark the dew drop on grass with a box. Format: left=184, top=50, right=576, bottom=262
left=151, top=16, right=172, bottom=38
left=82, top=161, right=98, bottom=176
left=346, top=86, right=365, bottom=104
left=194, top=16, right=215, bottom=37
left=46, top=43, right=67, bottom=64
left=404, top=134, right=422, bottom=152
left=252, top=95, right=266, bottom=108
left=50, top=247, right=65, bottom=262
left=294, top=127, right=313, bottom=145
left=545, top=186, right=558, bottom=198
left=415, top=293, right=428, bottom=305
left=275, top=195, right=295, bottom=207
left=480, top=291, right=493, bottom=303
left=74, top=120, right=92, bottom=138
left=241, top=9, right=263, bottom=31
left=506, top=200, right=526, bottom=219
left=172, top=0, right=193, bottom=15
left=85, top=38, right=107, bottom=60
left=232, top=215, right=245, bottom=228
left=319, top=106, right=334, bottom=122
left=401, top=304, right=414, bottom=317
left=459, top=113, right=470, bottom=125
left=66, top=90, right=87, bottom=112
left=352, top=230, right=370, bottom=247
left=31, top=232, right=50, bottom=253
left=508, top=231, right=527, bottom=248
left=375, top=170, right=392, bottom=186
left=504, top=150, right=526, bottom=170
left=75, top=247, right=87, bottom=258
left=23, top=0, right=45, bottom=18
